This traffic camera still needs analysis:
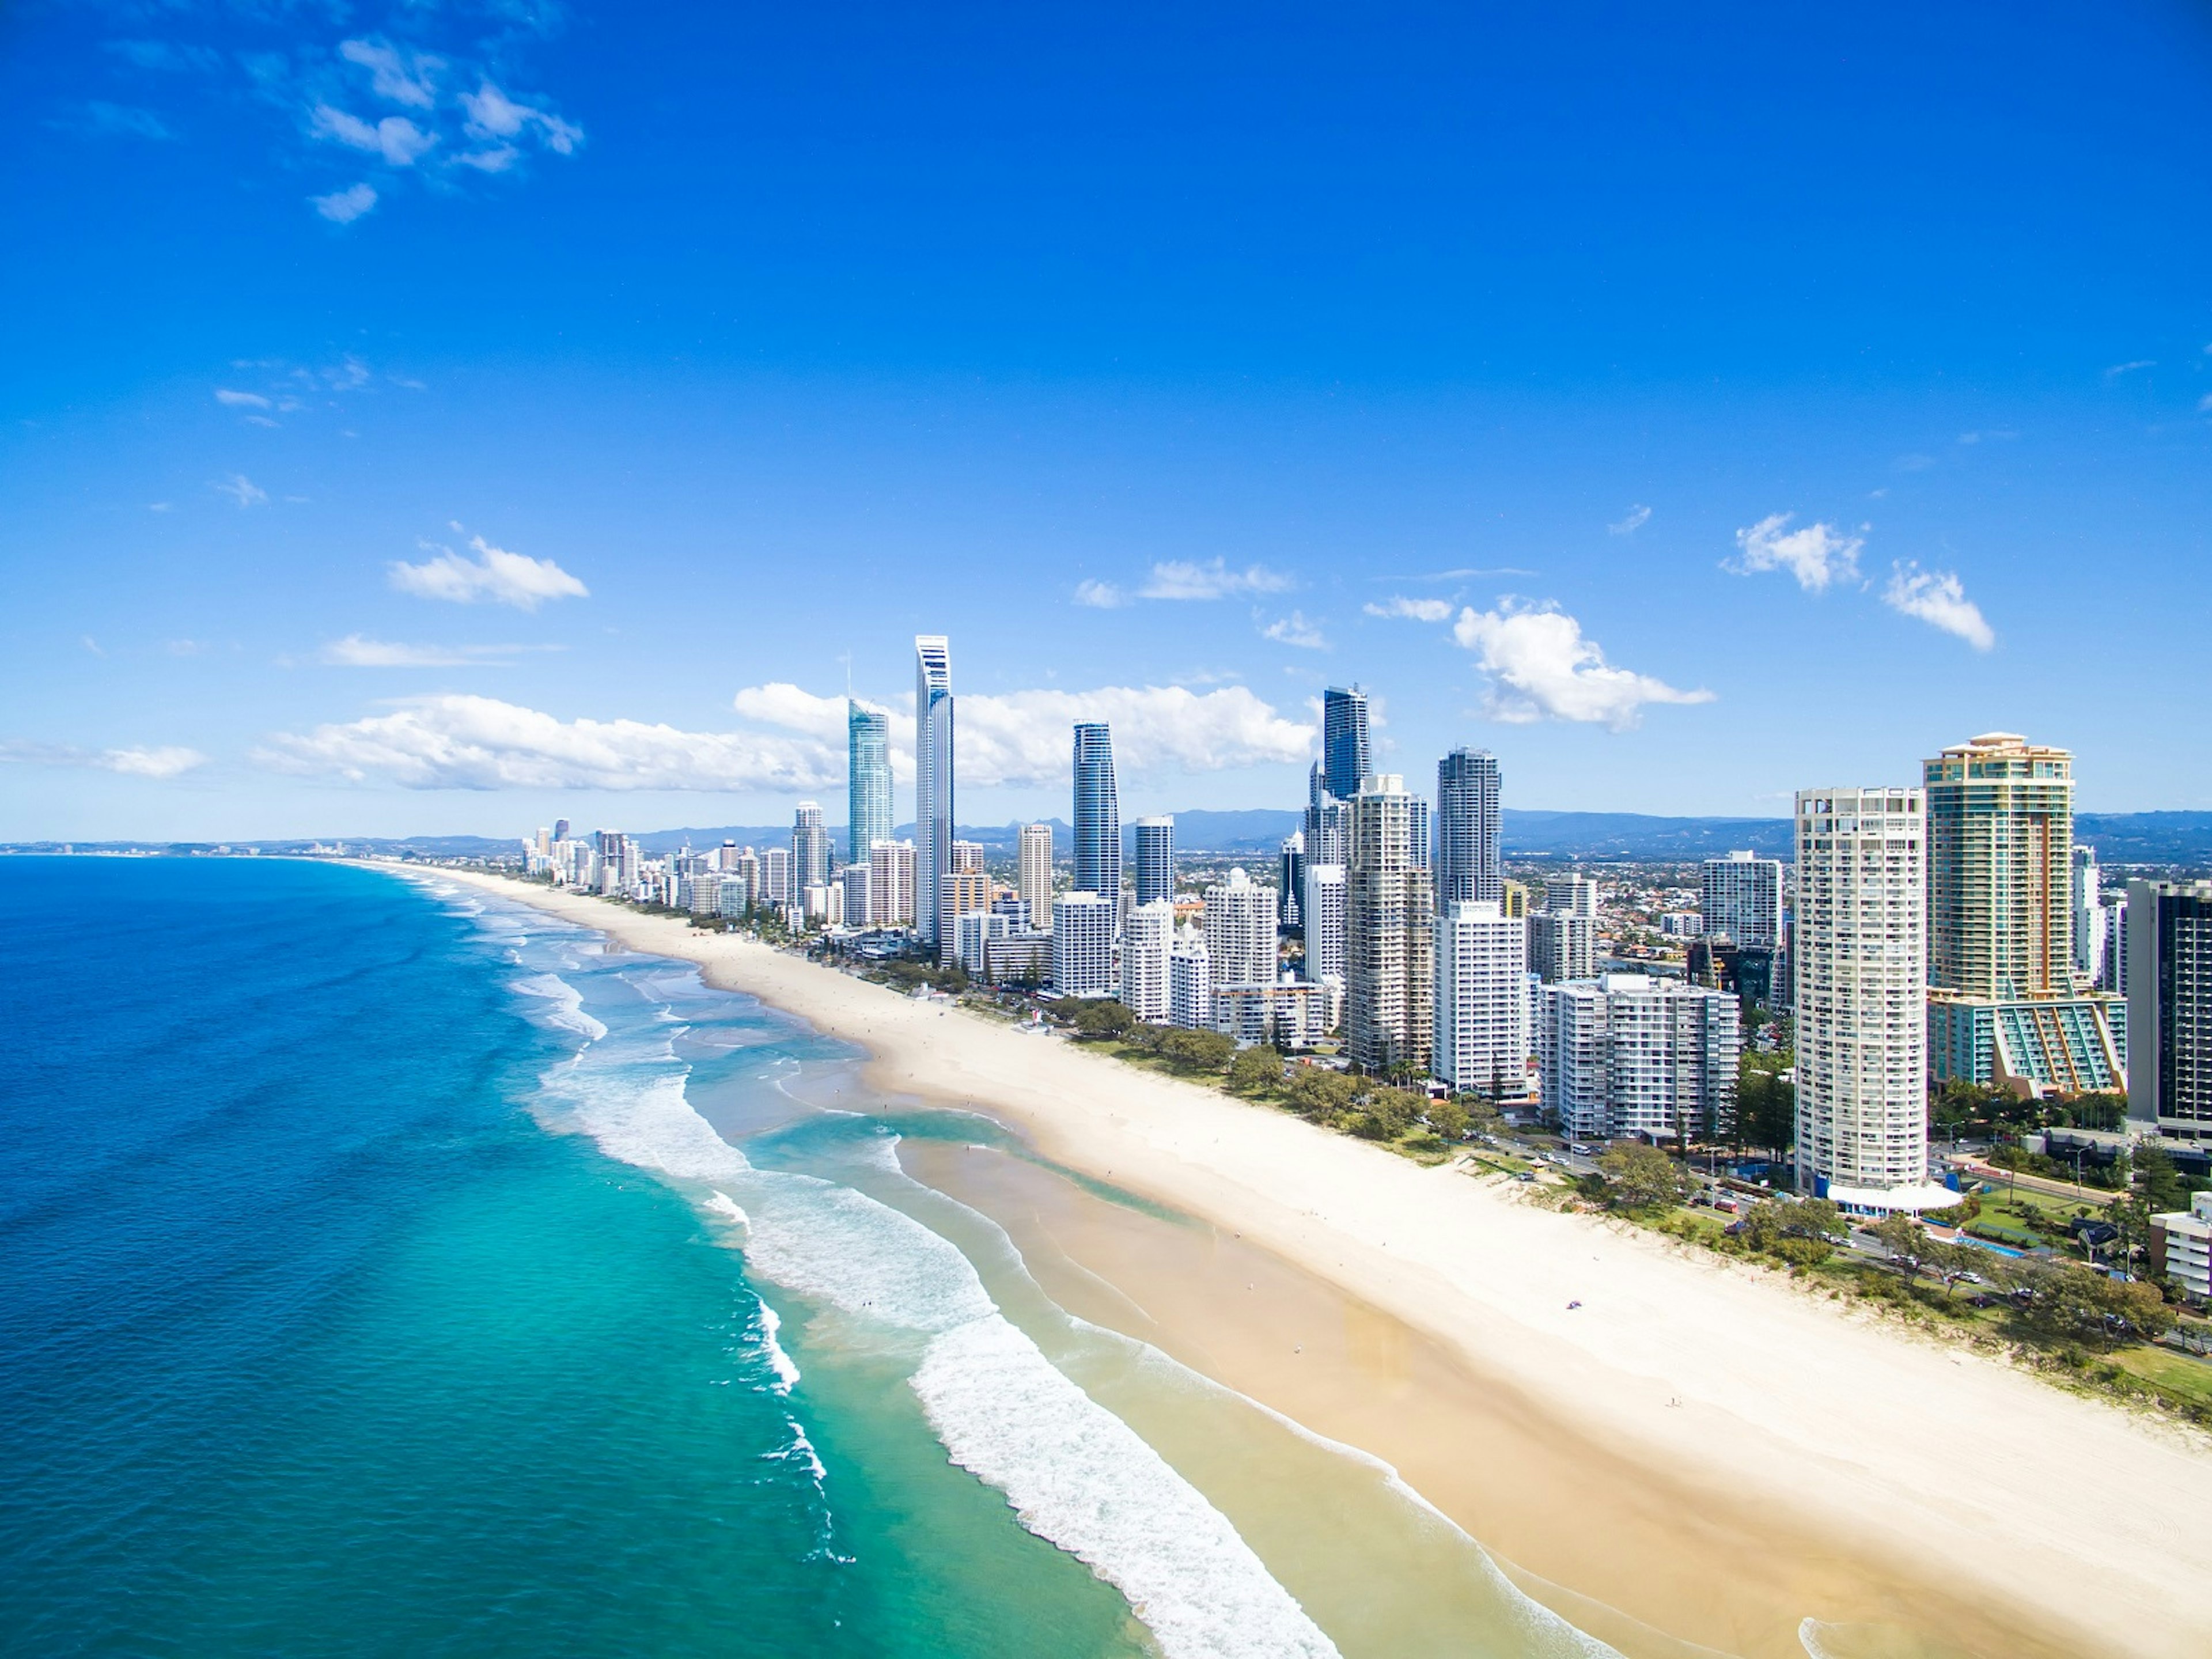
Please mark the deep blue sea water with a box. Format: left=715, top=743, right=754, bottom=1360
left=0, top=858, right=1690, bottom=1659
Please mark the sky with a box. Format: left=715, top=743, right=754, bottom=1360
left=5, top=0, right=2211, bottom=842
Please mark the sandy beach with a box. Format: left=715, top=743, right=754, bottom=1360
left=418, top=868, right=2210, bottom=1659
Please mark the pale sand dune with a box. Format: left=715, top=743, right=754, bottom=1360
left=416, top=869, right=2209, bottom=1659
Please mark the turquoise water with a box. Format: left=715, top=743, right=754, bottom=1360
left=0, top=857, right=1640, bottom=1658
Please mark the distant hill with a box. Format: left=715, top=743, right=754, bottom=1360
left=2074, top=812, right=2212, bottom=867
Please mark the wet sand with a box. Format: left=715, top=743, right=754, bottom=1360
left=405, top=869, right=2211, bottom=1659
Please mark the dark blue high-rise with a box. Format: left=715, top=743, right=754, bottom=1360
left=1072, top=722, right=1121, bottom=904
left=1322, top=686, right=1370, bottom=802
left=1437, top=747, right=1502, bottom=905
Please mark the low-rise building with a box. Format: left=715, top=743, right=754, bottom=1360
left=2150, top=1190, right=2212, bottom=1302
left=1214, top=978, right=1339, bottom=1050
left=1537, top=974, right=1739, bottom=1143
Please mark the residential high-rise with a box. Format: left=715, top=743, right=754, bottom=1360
left=1434, top=900, right=1530, bottom=1100
left=1203, top=869, right=1279, bottom=988
left=1529, top=910, right=1596, bottom=983
left=868, top=839, right=916, bottom=927
left=1795, top=786, right=1941, bottom=1210
left=552, top=817, right=570, bottom=843
left=1018, top=823, right=1054, bottom=930
left=1120, top=900, right=1175, bottom=1022
left=1302, top=764, right=1349, bottom=865
left=1321, top=685, right=1370, bottom=802
left=839, top=861, right=872, bottom=931
left=937, top=869, right=992, bottom=966
left=1301, top=863, right=1346, bottom=986
left=915, top=635, right=955, bottom=949
left=1345, top=774, right=1434, bottom=1075
left=1169, top=933, right=1214, bottom=1031
left=1537, top=975, right=1740, bottom=1143
left=847, top=702, right=893, bottom=866
left=1701, top=851, right=1783, bottom=952
left=1051, top=892, right=1116, bottom=997
left=792, top=801, right=831, bottom=892
left=1277, top=830, right=1303, bottom=930
left=1544, top=874, right=1599, bottom=919
left=2071, top=844, right=2103, bottom=980
left=1923, top=734, right=2122, bottom=1096
left=1436, top=748, right=1503, bottom=908
left=951, top=839, right=984, bottom=875
left=2127, top=880, right=2212, bottom=1141
left=1072, top=722, right=1121, bottom=906
left=759, top=846, right=793, bottom=909
left=1133, top=816, right=1175, bottom=907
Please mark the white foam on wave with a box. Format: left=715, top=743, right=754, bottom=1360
left=703, top=1190, right=750, bottom=1230
left=509, top=972, right=609, bottom=1041
left=756, top=1298, right=801, bottom=1392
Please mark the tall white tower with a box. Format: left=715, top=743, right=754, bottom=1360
left=1018, top=822, right=1054, bottom=930
left=1794, top=786, right=1938, bottom=1210
left=914, top=636, right=953, bottom=949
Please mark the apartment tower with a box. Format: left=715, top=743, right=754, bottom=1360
left=846, top=702, right=893, bottom=866
left=1321, top=685, right=1370, bottom=803
left=1072, top=722, right=1122, bottom=907
left=1436, top=748, right=1503, bottom=908
left=1132, top=816, right=1175, bottom=907
left=914, top=637, right=955, bottom=949
left=1345, top=774, right=1434, bottom=1074
left=1017, top=823, right=1054, bottom=930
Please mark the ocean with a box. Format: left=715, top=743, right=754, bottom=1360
left=0, top=857, right=1657, bottom=1658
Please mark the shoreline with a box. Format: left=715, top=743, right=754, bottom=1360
left=406, top=868, right=2209, bottom=1659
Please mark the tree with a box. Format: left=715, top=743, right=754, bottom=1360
left=1871, top=1214, right=1927, bottom=1285
left=1919, top=1239, right=1978, bottom=1297
left=1597, top=1141, right=1691, bottom=1211
left=1426, top=1097, right=1470, bottom=1141
left=1227, top=1047, right=1282, bottom=1097
left=1735, top=1060, right=1795, bottom=1155
left=1363, top=1088, right=1422, bottom=1139
left=1285, top=1068, right=1358, bottom=1122
left=1453, top=1093, right=1504, bottom=1138
left=1067, top=999, right=1137, bottom=1040
left=1158, top=1028, right=1235, bottom=1072
left=2135, top=1145, right=2190, bottom=1215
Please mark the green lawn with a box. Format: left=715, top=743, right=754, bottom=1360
left=2111, top=1344, right=2212, bottom=1411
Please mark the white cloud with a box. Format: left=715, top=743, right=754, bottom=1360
left=461, top=81, right=583, bottom=155
left=312, top=182, right=378, bottom=223
left=2105, top=359, right=2156, bottom=380
left=1362, top=596, right=1453, bottom=622
left=1881, top=563, right=1995, bottom=651
left=317, top=635, right=533, bottom=668
left=0, top=741, right=208, bottom=779
left=339, top=38, right=441, bottom=109
left=1139, top=558, right=1293, bottom=600
left=1073, top=579, right=1127, bottom=609
left=388, top=536, right=588, bottom=610
left=1728, top=513, right=1862, bottom=592
left=213, top=388, right=268, bottom=408
left=214, top=474, right=268, bottom=507
left=2198, top=393, right=2212, bottom=414
left=310, top=104, right=437, bottom=165
left=259, top=696, right=836, bottom=792
left=1258, top=611, right=1328, bottom=649
left=731, top=682, right=851, bottom=741
left=1450, top=603, right=1713, bottom=730
left=1608, top=505, right=1652, bottom=536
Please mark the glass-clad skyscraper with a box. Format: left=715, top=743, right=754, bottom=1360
left=1132, top=815, right=1175, bottom=906
left=1437, top=747, right=1501, bottom=907
left=915, top=637, right=954, bottom=948
left=1322, top=685, right=1370, bottom=802
left=846, top=701, right=892, bottom=866
left=1073, top=722, right=1121, bottom=905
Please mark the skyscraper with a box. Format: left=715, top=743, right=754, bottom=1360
left=1301, top=863, right=1347, bottom=985
left=1202, top=868, right=1279, bottom=988
left=1795, top=786, right=1940, bottom=1210
left=1528, top=910, right=1596, bottom=984
left=868, top=839, right=916, bottom=927
left=1277, top=830, right=1303, bottom=930
left=1072, top=722, right=1121, bottom=905
left=1321, top=685, right=1370, bottom=802
left=2127, top=879, right=2212, bottom=1140
left=792, top=802, right=831, bottom=892
left=1132, top=816, right=1175, bottom=907
left=1436, top=748, right=1503, bottom=908
left=914, top=636, right=954, bottom=949
left=1345, top=774, right=1434, bottom=1075
left=1120, top=899, right=1175, bottom=1022
left=1923, top=733, right=2123, bottom=1096
left=1701, top=851, right=1783, bottom=950
left=1051, top=892, right=1116, bottom=997
left=1018, top=823, right=1054, bottom=929
left=1433, top=900, right=1529, bottom=1099
left=2071, top=843, right=2103, bottom=980
left=847, top=702, right=892, bottom=866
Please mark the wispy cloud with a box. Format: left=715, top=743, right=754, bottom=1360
left=2105, top=359, right=2156, bottom=380
left=1073, top=579, right=1127, bottom=609
left=311, top=103, right=437, bottom=165
left=315, top=635, right=542, bottom=668
left=312, top=182, right=378, bottom=223
left=1882, top=563, right=1995, bottom=651
left=1140, top=558, right=1293, bottom=600
left=1380, top=567, right=1537, bottom=581
left=1608, top=505, right=1652, bottom=536
left=1449, top=603, right=1711, bottom=730
left=0, top=741, right=208, bottom=779
left=1728, top=513, right=1862, bottom=592
left=388, top=535, right=588, bottom=611
left=339, top=38, right=441, bottom=110
left=65, top=101, right=176, bottom=141
left=215, top=388, right=272, bottom=408
left=1257, top=611, right=1327, bottom=649
left=1363, top=596, right=1454, bottom=622
left=1957, top=430, right=2017, bottom=445
left=214, top=474, right=269, bottom=507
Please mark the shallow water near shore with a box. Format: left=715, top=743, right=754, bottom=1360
left=0, top=857, right=1987, bottom=1658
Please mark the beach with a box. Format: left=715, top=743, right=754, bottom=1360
left=420, top=868, right=2211, bottom=1659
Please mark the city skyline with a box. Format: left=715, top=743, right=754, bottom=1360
left=7, top=6, right=2212, bottom=842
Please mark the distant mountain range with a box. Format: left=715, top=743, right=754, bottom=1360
left=17, top=808, right=2212, bottom=866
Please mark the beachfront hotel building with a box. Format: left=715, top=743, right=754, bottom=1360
left=1119, top=900, right=1175, bottom=1023
left=1321, top=685, right=1371, bottom=802
left=914, top=635, right=955, bottom=949
left=1922, top=733, right=2124, bottom=1097
left=1536, top=974, right=1738, bottom=1141
left=868, top=838, right=916, bottom=927
left=1794, top=786, right=1949, bottom=1212
left=1132, top=816, right=1175, bottom=907
left=1436, top=748, right=1503, bottom=908
left=1051, top=891, right=1116, bottom=997
left=1701, top=851, right=1783, bottom=951
left=1203, top=868, right=1280, bottom=990
left=839, top=861, right=872, bottom=930
left=1434, top=899, right=1531, bottom=1101
left=1073, top=722, right=1122, bottom=908
left=2126, top=878, right=2212, bottom=1142
left=1018, top=823, right=1053, bottom=930
left=1346, top=773, right=1434, bottom=1075
left=846, top=701, right=893, bottom=865
left=1169, top=934, right=1213, bottom=1030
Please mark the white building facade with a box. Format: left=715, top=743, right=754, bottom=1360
left=1169, top=937, right=1213, bottom=1031
left=1536, top=974, right=1740, bottom=1142
left=1120, top=900, right=1175, bottom=1023
left=1051, top=891, right=1116, bottom=998
left=1433, top=900, right=1531, bottom=1100
left=1203, top=868, right=1279, bottom=990
left=1701, top=851, right=1783, bottom=950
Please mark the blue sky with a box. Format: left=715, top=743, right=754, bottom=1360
left=5, top=1, right=2210, bottom=841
